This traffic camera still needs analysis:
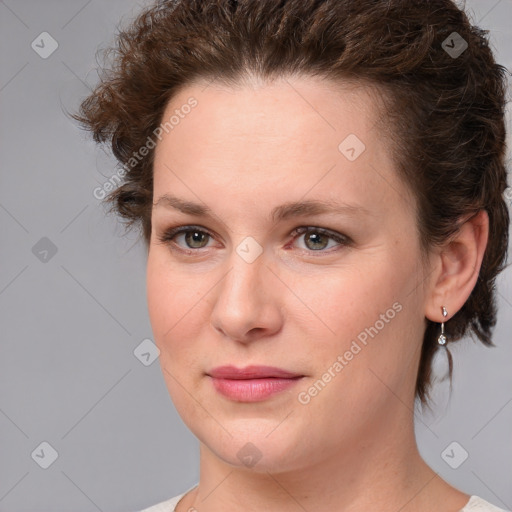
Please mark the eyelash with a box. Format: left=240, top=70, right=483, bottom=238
left=156, top=224, right=351, bottom=256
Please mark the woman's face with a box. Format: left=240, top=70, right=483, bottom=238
left=147, top=76, right=431, bottom=472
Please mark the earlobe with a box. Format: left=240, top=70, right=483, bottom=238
left=425, top=209, right=489, bottom=323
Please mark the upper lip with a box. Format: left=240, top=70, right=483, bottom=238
left=207, top=365, right=303, bottom=379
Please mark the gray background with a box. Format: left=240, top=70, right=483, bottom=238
left=0, top=1, right=511, bottom=511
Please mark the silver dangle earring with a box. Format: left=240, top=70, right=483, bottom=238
left=438, top=306, right=448, bottom=345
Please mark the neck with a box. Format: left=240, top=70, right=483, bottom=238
left=183, top=401, right=464, bottom=512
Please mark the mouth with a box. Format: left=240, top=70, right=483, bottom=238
left=206, top=365, right=304, bottom=402
left=207, top=365, right=303, bottom=379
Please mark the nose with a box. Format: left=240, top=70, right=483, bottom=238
left=209, top=252, right=283, bottom=344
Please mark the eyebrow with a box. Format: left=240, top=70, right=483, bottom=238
left=153, top=194, right=371, bottom=223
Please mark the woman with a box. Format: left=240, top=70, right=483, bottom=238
left=74, top=0, right=510, bottom=511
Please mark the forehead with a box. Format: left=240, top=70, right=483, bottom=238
left=159, top=75, right=380, bottom=148
left=151, top=76, right=411, bottom=219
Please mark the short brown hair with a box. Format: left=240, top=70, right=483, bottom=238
left=74, top=0, right=510, bottom=405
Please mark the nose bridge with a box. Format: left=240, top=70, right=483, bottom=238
left=219, top=231, right=267, bottom=293
left=217, top=245, right=267, bottom=312
left=210, top=242, right=280, bottom=340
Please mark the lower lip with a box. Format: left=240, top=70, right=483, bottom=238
left=209, top=376, right=302, bottom=402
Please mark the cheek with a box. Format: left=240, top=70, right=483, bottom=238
left=146, top=253, right=225, bottom=432
left=298, top=260, right=401, bottom=336
left=301, top=250, right=419, bottom=378
left=146, top=252, right=202, bottom=356
left=147, top=248, right=204, bottom=327
left=146, top=254, right=171, bottom=339
left=146, top=249, right=225, bottom=388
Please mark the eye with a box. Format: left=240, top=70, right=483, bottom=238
left=156, top=225, right=351, bottom=255
left=289, top=226, right=350, bottom=253
left=157, top=225, right=214, bottom=251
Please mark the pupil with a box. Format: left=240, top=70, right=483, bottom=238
left=307, top=232, right=327, bottom=250
left=187, top=231, right=206, bottom=247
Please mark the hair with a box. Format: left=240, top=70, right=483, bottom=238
left=74, top=0, right=510, bottom=406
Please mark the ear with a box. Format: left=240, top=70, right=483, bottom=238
left=425, top=209, right=489, bottom=323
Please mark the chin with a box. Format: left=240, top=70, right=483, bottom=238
left=194, top=418, right=314, bottom=473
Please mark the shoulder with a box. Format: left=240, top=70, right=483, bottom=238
left=462, top=496, right=510, bottom=512
left=138, top=491, right=509, bottom=512
left=137, top=484, right=198, bottom=512
left=138, top=493, right=185, bottom=512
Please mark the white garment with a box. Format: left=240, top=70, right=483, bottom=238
left=139, top=485, right=509, bottom=512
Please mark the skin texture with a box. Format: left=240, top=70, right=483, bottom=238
left=146, top=75, right=488, bottom=512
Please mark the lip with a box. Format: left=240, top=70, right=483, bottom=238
left=207, top=365, right=302, bottom=379
left=207, top=365, right=304, bottom=402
